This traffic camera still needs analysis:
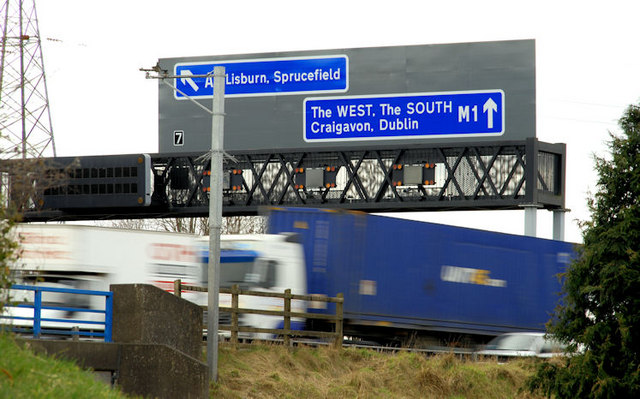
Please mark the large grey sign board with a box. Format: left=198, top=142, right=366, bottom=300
left=158, top=39, right=535, bottom=153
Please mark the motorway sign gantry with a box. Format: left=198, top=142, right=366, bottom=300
left=159, top=40, right=534, bottom=153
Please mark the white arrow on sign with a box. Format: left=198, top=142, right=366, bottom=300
left=180, top=70, right=199, bottom=92
left=483, top=98, right=498, bottom=129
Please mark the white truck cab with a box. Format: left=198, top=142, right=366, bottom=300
left=202, top=233, right=307, bottom=339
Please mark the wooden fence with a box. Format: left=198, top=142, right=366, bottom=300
left=173, top=280, right=344, bottom=349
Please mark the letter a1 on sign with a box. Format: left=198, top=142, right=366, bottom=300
left=173, top=130, right=184, bottom=146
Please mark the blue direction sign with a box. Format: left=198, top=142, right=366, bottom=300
left=304, top=90, right=504, bottom=142
left=174, top=55, right=348, bottom=99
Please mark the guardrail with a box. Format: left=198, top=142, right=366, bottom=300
left=0, top=284, right=113, bottom=342
left=173, top=280, right=344, bottom=349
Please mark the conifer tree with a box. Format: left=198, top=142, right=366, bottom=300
left=530, top=103, right=640, bottom=398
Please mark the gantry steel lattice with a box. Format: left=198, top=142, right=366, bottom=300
left=15, top=138, right=565, bottom=222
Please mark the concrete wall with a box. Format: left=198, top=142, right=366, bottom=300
left=21, top=284, right=208, bottom=399
left=25, top=340, right=208, bottom=399
left=111, top=284, right=203, bottom=359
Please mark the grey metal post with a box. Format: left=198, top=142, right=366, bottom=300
left=207, top=66, right=225, bottom=383
left=522, top=204, right=540, bottom=237
left=139, top=63, right=226, bottom=382
left=552, top=209, right=568, bottom=241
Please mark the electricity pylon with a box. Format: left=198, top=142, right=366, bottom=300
left=0, top=0, right=55, bottom=160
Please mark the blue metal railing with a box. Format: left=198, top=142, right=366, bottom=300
left=1, top=284, right=113, bottom=342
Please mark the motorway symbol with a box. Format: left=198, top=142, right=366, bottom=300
left=303, top=90, right=504, bottom=142
left=174, top=55, right=348, bottom=99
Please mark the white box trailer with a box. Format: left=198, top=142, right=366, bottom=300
left=5, top=224, right=205, bottom=331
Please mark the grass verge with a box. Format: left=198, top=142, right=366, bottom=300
left=0, top=333, right=130, bottom=399
left=212, top=343, right=549, bottom=399
left=0, top=333, right=552, bottom=398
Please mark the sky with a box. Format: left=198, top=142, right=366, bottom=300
left=33, top=0, right=640, bottom=243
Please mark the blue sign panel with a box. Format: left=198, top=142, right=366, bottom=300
left=304, top=90, right=504, bottom=142
left=174, top=56, right=348, bottom=99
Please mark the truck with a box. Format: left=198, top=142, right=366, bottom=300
left=254, top=207, right=577, bottom=346
left=5, top=224, right=205, bottom=332
left=5, top=224, right=304, bottom=339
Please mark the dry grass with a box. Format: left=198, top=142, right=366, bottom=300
left=212, top=343, right=547, bottom=399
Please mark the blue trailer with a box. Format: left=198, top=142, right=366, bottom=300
left=267, top=207, right=576, bottom=344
